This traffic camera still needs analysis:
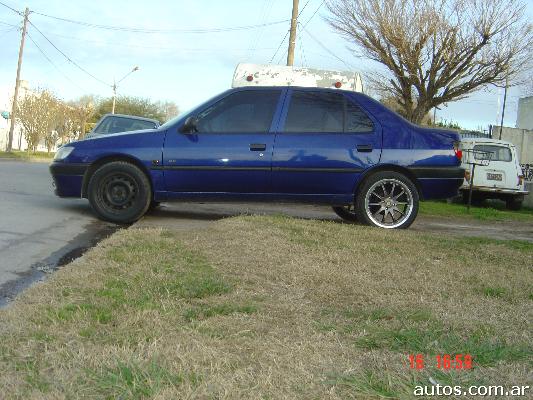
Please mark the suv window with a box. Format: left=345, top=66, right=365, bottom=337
left=196, top=90, right=280, bottom=133
left=94, top=116, right=157, bottom=134
left=283, top=91, right=374, bottom=133
left=474, top=144, right=512, bottom=162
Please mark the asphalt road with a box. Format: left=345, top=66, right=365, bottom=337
left=0, top=160, right=114, bottom=304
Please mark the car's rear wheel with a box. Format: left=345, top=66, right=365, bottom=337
left=332, top=205, right=358, bottom=222
left=88, top=161, right=151, bottom=224
left=355, top=171, right=419, bottom=229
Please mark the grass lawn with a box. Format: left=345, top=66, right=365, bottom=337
left=0, top=150, right=55, bottom=161
left=420, top=200, right=533, bottom=221
left=0, top=216, right=531, bottom=399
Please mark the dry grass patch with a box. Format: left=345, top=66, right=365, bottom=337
left=0, top=215, right=531, bottom=399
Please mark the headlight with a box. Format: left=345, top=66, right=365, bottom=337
left=54, top=146, right=74, bottom=161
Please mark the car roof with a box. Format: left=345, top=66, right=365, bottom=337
left=101, top=113, right=160, bottom=124
left=460, top=137, right=514, bottom=147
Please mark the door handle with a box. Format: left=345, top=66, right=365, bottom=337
left=357, top=144, right=373, bottom=152
left=250, top=143, right=267, bottom=151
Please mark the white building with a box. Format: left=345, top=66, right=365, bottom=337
left=0, top=81, right=52, bottom=152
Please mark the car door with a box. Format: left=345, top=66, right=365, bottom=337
left=163, top=88, right=284, bottom=194
left=272, top=89, right=382, bottom=196
left=472, top=143, right=514, bottom=189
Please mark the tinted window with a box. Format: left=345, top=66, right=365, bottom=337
left=94, top=116, right=157, bottom=134
left=346, top=101, right=374, bottom=132
left=283, top=91, right=373, bottom=133
left=196, top=90, right=280, bottom=133
left=474, top=144, right=512, bottom=162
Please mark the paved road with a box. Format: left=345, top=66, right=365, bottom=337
left=0, top=160, right=114, bottom=304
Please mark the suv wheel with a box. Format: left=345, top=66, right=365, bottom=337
left=88, top=161, right=151, bottom=224
left=355, top=171, right=419, bottom=229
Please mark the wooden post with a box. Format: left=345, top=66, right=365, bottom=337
left=7, top=7, right=30, bottom=152
left=286, top=0, right=299, bottom=66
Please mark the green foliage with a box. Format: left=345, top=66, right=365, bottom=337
left=91, top=96, right=178, bottom=124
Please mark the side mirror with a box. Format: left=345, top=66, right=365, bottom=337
left=180, top=116, right=198, bottom=134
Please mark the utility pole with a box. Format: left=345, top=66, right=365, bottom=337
left=111, top=79, right=117, bottom=114
left=286, top=0, right=299, bottom=66
left=498, top=75, right=509, bottom=140
left=6, top=7, right=30, bottom=152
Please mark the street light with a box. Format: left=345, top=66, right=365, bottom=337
left=111, top=66, right=139, bottom=114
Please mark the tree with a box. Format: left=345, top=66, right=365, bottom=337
left=16, top=89, right=60, bottom=152
left=156, top=100, right=180, bottom=122
left=69, top=95, right=95, bottom=140
left=91, top=96, right=174, bottom=123
left=327, top=0, right=532, bottom=124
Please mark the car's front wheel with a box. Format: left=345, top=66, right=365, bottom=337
left=88, top=161, right=151, bottom=224
left=355, top=171, right=419, bottom=229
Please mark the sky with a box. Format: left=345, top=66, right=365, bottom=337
left=0, top=0, right=532, bottom=131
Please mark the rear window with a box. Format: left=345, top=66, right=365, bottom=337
left=473, top=144, right=512, bottom=162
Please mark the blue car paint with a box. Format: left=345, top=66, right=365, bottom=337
left=50, top=86, right=463, bottom=206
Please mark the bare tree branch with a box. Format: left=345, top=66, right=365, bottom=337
left=326, top=0, right=533, bottom=123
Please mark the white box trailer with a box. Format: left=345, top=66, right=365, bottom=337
left=232, top=63, right=363, bottom=92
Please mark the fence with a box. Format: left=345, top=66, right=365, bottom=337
left=521, top=164, right=533, bottom=182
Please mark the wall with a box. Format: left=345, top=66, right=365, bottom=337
left=516, top=96, right=533, bottom=130
left=492, top=126, right=533, bottom=165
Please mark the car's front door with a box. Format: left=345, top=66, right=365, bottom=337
left=163, top=88, right=284, bottom=194
left=272, top=89, right=382, bottom=197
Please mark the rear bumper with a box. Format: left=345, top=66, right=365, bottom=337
left=409, top=166, right=465, bottom=199
left=49, top=162, right=89, bottom=197
left=460, top=185, right=529, bottom=195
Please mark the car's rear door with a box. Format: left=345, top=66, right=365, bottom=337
left=162, top=88, right=284, bottom=194
left=272, top=89, right=382, bottom=197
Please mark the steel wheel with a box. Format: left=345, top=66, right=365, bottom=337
left=88, top=161, right=151, bottom=224
left=98, top=173, right=138, bottom=212
left=364, top=178, right=414, bottom=229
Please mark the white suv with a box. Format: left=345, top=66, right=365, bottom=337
left=460, top=138, right=528, bottom=210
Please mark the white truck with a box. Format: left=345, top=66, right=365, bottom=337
left=232, top=63, right=363, bottom=91
left=460, top=138, right=528, bottom=210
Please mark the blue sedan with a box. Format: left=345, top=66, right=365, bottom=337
left=50, top=86, right=464, bottom=229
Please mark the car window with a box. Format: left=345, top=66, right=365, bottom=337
left=473, top=144, right=512, bottom=162
left=283, top=91, right=373, bottom=133
left=195, top=90, right=280, bottom=133
left=93, top=116, right=156, bottom=134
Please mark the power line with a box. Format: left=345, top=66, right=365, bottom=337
left=301, top=25, right=354, bottom=70
left=301, top=0, right=326, bottom=29
left=0, top=20, right=19, bottom=27
left=44, top=30, right=276, bottom=52
left=26, top=32, right=88, bottom=92
left=269, top=29, right=290, bottom=64
left=31, top=10, right=288, bottom=34
left=0, top=0, right=22, bottom=15
left=28, top=20, right=110, bottom=87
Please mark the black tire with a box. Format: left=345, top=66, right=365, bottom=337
left=332, top=205, right=358, bottom=222
left=355, top=171, right=419, bottom=229
left=506, top=196, right=523, bottom=211
left=87, top=161, right=151, bottom=224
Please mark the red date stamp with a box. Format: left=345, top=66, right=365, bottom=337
left=409, top=354, right=473, bottom=370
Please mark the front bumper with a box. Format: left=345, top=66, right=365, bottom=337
left=49, top=162, right=89, bottom=197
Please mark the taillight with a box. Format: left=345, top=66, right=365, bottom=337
left=453, top=141, right=462, bottom=161
left=518, top=175, right=524, bottom=186
left=465, top=170, right=471, bottom=183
